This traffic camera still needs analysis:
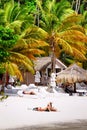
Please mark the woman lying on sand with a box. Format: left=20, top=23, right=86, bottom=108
left=33, top=102, right=57, bottom=112
left=23, top=90, right=36, bottom=95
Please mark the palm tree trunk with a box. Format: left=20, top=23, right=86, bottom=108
left=75, top=0, right=81, bottom=13
left=34, top=3, right=40, bottom=26
left=51, top=33, right=56, bottom=73
left=11, top=0, right=14, bottom=5
left=18, top=0, right=20, bottom=7
left=51, top=51, right=56, bottom=73
left=37, top=6, right=40, bottom=27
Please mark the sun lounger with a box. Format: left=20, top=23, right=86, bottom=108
left=77, top=89, right=87, bottom=96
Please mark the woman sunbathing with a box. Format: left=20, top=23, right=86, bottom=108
left=33, top=102, right=57, bottom=112
left=23, top=90, right=36, bottom=95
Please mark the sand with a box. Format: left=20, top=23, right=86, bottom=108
left=0, top=86, right=87, bottom=130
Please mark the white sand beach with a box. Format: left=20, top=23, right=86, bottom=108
left=0, top=85, right=87, bottom=130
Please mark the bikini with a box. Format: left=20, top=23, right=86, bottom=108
left=33, top=107, right=38, bottom=111
left=33, top=107, right=50, bottom=112
left=45, top=108, right=50, bottom=112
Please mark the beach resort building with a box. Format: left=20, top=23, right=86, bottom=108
left=22, top=57, right=67, bottom=85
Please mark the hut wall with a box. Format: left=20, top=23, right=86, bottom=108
left=22, top=71, right=35, bottom=85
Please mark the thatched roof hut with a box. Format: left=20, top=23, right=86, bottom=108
left=23, top=57, right=67, bottom=85
left=34, top=57, right=67, bottom=71
left=56, top=63, right=87, bottom=92
left=56, top=63, right=87, bottom=83
left=34, top=57, right=51, bottom=71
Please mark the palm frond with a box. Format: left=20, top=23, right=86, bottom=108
left=9, top=52, right=34, bottom=74
left=4, top=2, right=13, bottom=23
left=54, top=0, right=74, bottom=20
left=69, top=25, right=85, bottom=33
left=0, top=9, right=5, bottom=25
left=58, top=13, right=82, bottom=31
left=29, top=49, right=46, bottom=55
left=10, top=57, right=34, bottom=74
left=20, top=26, right=40, bottom=39
left=26, top=39, right=49, bottom=48
left=10, top=52, right=33, bottom=66
left=7, top=20, right=23, bottom=34
left=72, top=47, right=87, bottom=61
left=55, top=37, right=73, bottom=53
left=21, top=25, right=48, bottom=40
left=71, top=43, right=87, bottom=55
left=12, top=39, right=28, bottom=51
left=59, top=30, right=87, bottom=43
left=5, top=62, right=23, bottom=81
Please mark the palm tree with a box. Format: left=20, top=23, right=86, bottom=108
left=80, top=3, right=87, bottom=69
left=0, top=1, right=35, bottom=33
left=37, top=0, right=87, bottom=72
left=0, top=25, right=24, bottom=88
left=0, top=1, right=49, bottom=82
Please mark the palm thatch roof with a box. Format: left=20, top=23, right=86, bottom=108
left=34, top=57, right=67, bottom=71
left=56, top=63, right=87, bottom=83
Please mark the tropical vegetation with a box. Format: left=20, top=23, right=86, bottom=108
left=0, top=0, right=87, bottom=88
left=37, top=0, right=87, bottom=71
left=0, top=0, right=48, bottom=83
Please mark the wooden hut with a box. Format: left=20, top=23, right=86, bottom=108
left=22, top=57, right=67, bottom=85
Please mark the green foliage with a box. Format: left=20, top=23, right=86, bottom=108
left=0, top=26, right=18, bottom=62
left=0, top=95, right=8, bottom=101
left=59, top=51, right=74, bottom=66
left=25, top=1, right=36, bottom=13
left=14, top=0, right=36, bottom=5
left=0, top=0, right=10, bottom=8
left=0, top=1, right=35, bottom=34
left=83, top=60, right=87, bottom=69
left=0, top=26, right=18, bottom=48
left=38, top=0, right=87, bottom=68
left=0, top=64, right=5, bottom=74
left=0, top=0, right=87, bottom=74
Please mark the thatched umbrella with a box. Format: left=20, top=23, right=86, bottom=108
left=56, top=63, right=87, bottom=92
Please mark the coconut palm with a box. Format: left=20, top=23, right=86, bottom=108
left=80, top=5, right=87, bottom=69
left=37, top=0, right=87, bottom=72
left=0, top=1, right=35, bottom=33
left=0, top=1, right=49, bottom=82
left=9, top=25, right=48, bottom=72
